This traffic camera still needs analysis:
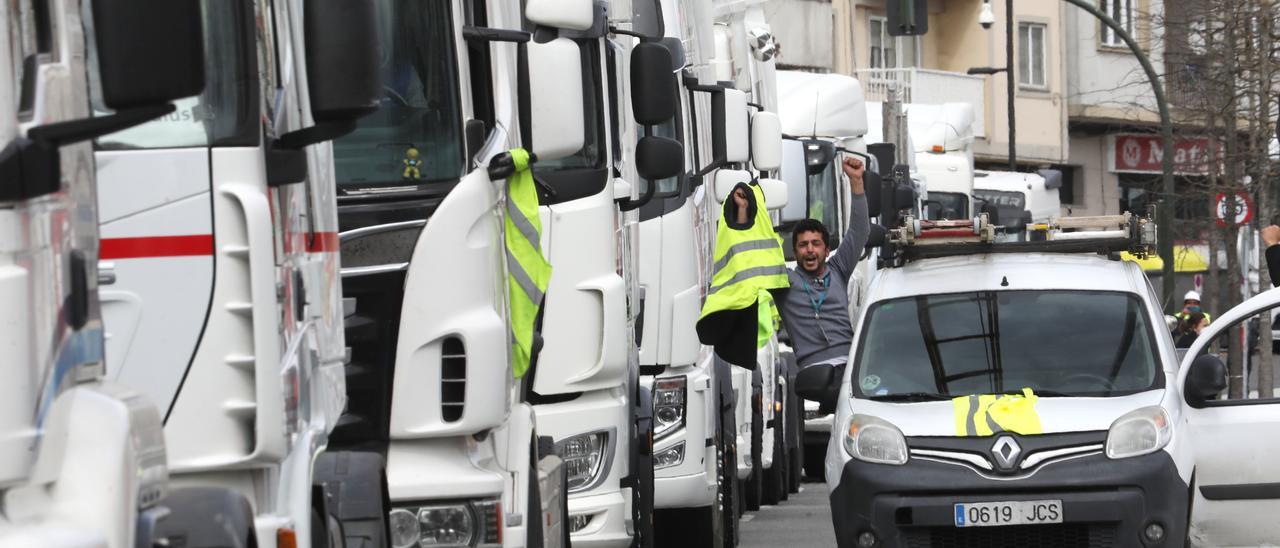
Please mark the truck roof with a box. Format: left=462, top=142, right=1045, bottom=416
left=866, top=252, right=1147, bottom=303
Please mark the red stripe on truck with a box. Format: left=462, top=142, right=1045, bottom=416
left=305, top=232, right=340, bottom=253
left=100, top=235, right=215, bottom=259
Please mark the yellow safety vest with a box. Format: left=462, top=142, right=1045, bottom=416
left=952, top=388, right=1043, bottom=436
left=504, top=149, right=552, bottom=379
left=1176, top=311, right=1212, bottom=325
left=696, top=182, right=789, bottom=368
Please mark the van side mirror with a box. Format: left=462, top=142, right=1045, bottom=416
left=795, top=363, right=839, bottom=409
left=750, top=112, right=782, bottom=171
left=526, top=0, right=594, bottom=30
left=1184, top=353, right=1227, bottom=408
left=527, top=38, right=586, bottom=161
left=3, top=0, right=206, bottom=201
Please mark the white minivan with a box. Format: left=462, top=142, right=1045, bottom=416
left=798, top=244, right=1280, bottom=548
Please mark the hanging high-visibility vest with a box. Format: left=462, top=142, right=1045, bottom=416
left=952, top=388, right=1044, bottom=436
left=697, top=182, right=789, bottom=368
left=503, top=148, right=552, bottom=379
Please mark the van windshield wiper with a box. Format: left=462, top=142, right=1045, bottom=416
left=1000, top=389, right=1073, bottom=397
left=867, top=392, right=950, bottom=402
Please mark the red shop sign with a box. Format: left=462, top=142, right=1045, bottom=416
left=1112, top=134, right=1218, bottom=175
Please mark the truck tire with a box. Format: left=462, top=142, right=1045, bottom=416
left=789, top=443, right=803, bottom=492
left=804, top=446, right=826, bottom=481
left=762, top=419, right=786, bottom=505
left=720, top=407, right=740, bottom=548
left=528, top=436, right=545, bottom=548
left=743, top=389, right=763, bottom=512
left=313, top=451, right=389, bottom=548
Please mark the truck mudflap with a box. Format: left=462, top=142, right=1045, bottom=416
left=152, top=487, right=254, bottom=548
left=538, top=454, right=568, bottom=548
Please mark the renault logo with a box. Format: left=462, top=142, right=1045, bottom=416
left=991, top=435, right=1022, bottom=471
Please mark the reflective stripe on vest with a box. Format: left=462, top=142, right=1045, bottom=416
left=952, top=388, right=1043, bottom=436
left=504, top=148, right=551, bottom=379
left=700, top=182, right=789, bottom=349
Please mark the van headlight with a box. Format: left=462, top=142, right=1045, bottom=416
left=1105, top=406, right=1172, bottom=459
left=388, top=500, right=501, bottom=548
left=556, top=430, right=613, bottom=492
left=843, top=414, right=908, bottom=465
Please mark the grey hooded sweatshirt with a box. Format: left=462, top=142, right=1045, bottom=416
left=778, top=194, right=871, bottom=366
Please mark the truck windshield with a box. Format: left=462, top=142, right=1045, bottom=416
left=926, top=191, right=969, bottom=220
left=95, top=0, right=256, bottom=150
left=853, top=290, right=1161, bottom=399
left=332, top=0, right=464, bottom=190
left=779, top=161, right=841, bottom=261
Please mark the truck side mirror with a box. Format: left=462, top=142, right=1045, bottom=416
left=303, top=0, right=381, bottom=124
left=526, top=0, right=594, bottom=30
left=757, top=178, right=788, bottom=210
left=863, top=170, right=883, bottom=218
left=267, top=0, right=382, bottom=185
left=93, top=0, right=205, bottom=109
left=750, top=112, right=782, bottom=171
left=795, top=363, right=839, bottom=409
left=1184, top=353, right=1227, bottom=408
left=631, top=43, right=677, bottom=126
left=804, top=140, right=835, bottom=176
left=636, top=136, right=682, bottom=181
left=714, top=88, right=750, bottom=165
left=4, top=0, right=206, bottom=201
left=712, top=170, right=751, bottom=203
left=630, top=0, right=665, bottom=39
left=867, top=142, right=897, bottom=177
left=527, top=38, right=586, bottom=161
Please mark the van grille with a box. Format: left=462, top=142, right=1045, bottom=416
left=903, top=523, right=1116, bottom=548
left=441, top=337, right=466, bottom=422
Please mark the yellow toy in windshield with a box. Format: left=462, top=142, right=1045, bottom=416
left=403, top=147, right=423, bottom=180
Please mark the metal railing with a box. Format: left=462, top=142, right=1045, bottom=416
left=854, top=68, right=987, bottom=137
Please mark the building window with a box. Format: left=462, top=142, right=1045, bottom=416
left=1099, top=0, right=1135, bottom=48
left=869, top=16, right=919, bottom=69
left=1018, top=22, right=1048, bottom=89
left=1054, top=165, right=1079, bottom=205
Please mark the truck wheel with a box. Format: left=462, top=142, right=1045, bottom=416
left=743, top=391, right=763, bottom=512
left=803, top=445, right=826, bottom=481
left=720, top=409, right=740, bottom=548
left=762, top=422, right=786, bottom=505
left=528, top=437, right=545, bottom=548
left=789, top=444, right=803, bottom=492
left=312, top=451, right=389, bottom=548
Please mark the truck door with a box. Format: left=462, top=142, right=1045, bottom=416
left=1179, top=287, right=1280, bottom=546
left=96, top=0, right=257, bottom=415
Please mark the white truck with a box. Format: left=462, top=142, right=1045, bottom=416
left=94, top=2, right=383, bottom=546
left=0, top=1, right=264, bottom=546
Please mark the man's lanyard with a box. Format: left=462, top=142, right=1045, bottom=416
left=801, top=271, right=831, bottom=320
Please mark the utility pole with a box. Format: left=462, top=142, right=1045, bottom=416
left=1004, top=0, right=1015, bottom=171
left=884, top=83, right=906, bottom=162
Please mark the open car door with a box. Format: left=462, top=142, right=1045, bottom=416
left=1179, top=286, right=1280, bottom=546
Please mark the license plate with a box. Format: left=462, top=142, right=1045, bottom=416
left=953, top=500, right=1063, bottom=527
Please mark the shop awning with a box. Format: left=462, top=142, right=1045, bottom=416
left=1121, top=245, right=1210, bottom=273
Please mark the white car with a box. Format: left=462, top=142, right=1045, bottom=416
left=799, top=246, right=1280, bottom=548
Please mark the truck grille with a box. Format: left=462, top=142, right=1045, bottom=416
left=441, top=336, right=466, bottom=422
left=903, top=523, right=1116, bottom=548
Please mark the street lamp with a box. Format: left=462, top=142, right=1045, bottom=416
left=970, top=0, right=1016, bottom=172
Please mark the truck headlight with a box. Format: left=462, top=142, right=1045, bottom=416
left=1106, top=406, right=1171, bottom=459
left=843, top=414, right=908, bottom=466
left=388, top=500, right=501, bottom=548
left=556, top=430, right=613, bottom=492
left=653, top=376, right=687, bottom=440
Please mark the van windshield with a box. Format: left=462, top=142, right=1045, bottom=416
left=332, top=0, right=464, bottom=190
left=853, top=290, right=1162, bottom=399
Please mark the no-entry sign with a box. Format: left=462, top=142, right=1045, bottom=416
left=1215, top=192, right=1253, bottom=227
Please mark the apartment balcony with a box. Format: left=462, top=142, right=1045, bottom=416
left=854, top=68, right=987, bottom=138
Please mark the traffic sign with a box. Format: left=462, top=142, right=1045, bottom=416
left=1215, top=192, right=1254, bottom=227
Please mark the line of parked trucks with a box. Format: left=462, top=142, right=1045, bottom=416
left=0, top=1, right=1064, bottom=546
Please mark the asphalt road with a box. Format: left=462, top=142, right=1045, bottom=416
left=740, top=480, right=836, bottom=547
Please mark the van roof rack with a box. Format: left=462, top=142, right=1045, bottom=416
left=883, top=212, right=1157, bottom=264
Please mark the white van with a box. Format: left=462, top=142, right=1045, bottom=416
left=798, top=214, right=1280, bottom=548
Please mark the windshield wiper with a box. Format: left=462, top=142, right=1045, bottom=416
left=999, top=389, right=1072, bottom=397
left=867, top=392, right=950, bottom=402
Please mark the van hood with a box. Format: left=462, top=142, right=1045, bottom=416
left=848, top=390, right=1165, bottom=438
